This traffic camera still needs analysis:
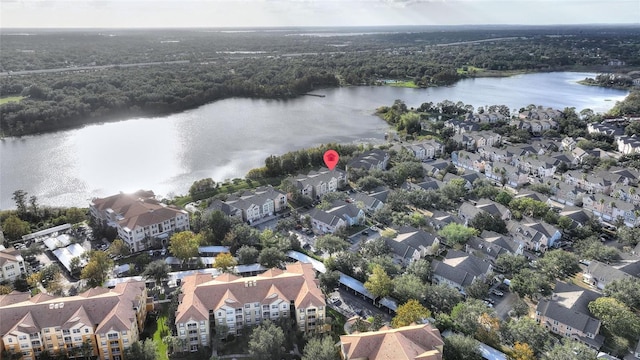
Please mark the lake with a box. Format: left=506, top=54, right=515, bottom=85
left=0, top=72, right=629, bottom=209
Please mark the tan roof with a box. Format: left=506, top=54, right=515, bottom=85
left=0, top=280, right=146, bottom=336
left=340, top=323, right=444, bottom=360
left=118, top=202, right=186, bottom=230
left=0, top=247, right=22, bottom=267
left=91, top=190, right=155, bottom=213
left=176, top=262, right=324, bottom=324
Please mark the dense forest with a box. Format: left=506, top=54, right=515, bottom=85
left=1, top=26, right=639, bottom=136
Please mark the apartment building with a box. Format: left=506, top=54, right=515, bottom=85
left=288, top=168, right=347, bottom=200
left=339, top=323, right=444, bottom=360
left=90, top=190, right=190, bottom=252
left=175, top=262, right=325, bottom=352
left=535, top=281, right=604, bottom=350
left=0, top=245, right=26, bottom=282
left=0, top=280, right=149, bottom=360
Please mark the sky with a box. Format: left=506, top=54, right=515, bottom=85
left=1, top=0, right=638, bottom=28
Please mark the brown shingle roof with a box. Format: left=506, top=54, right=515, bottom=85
left=0, top=280, right=146, bottom=336
left=340, top=323, right=444, bottom=360
left=176, top=262, right=324, bottom=324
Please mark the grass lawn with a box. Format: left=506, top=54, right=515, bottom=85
left=326, top=307, right=347, bottom=338
left=456, top=66, right=482, bottom=75
left=0, top=96, right=24, bottom=105
left=388, top=80, right=419, bottom=88
left=149, top=305, right=170, bottom=360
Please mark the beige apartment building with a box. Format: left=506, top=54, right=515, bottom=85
left=90, top=190, right=190, bottom=252
left=0, top=280, right=149, bottom=360
left=175, top=262, right=326, bottom=352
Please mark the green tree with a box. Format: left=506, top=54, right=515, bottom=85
left=451, top=299, right=495, bottom=335
left=510, top=268, right=551, bottom=299
left=393, top=273, right=427, bottom=304
left=12, top=190, right=28, bottom=216
left=315, top=235, right=349, bottom=256
left=501, top=317, right=552, bottom=356
left=617, top=226, right=640, bottom=246
left=213, top=252, right=237, bottom=273
left=65, top=207, right=87, bottom=224
left=69, top=256, right=82, bottom=277
left=360, top=237, right=389, bottom=259
left=202, top=210, right=232, bottom=245
left=545, top=338, right=597, bottom=360
left=356, top=175, right=385, bottom=191
left=236, top=245, right=260, bottom=265
left=405, top=258, right=431, bottom=283
left=391, top=299, right=431, bottom=328
left=258, top=247, right=286, bottom=269
left=168, top=231, right=201, bottom=266
left=1, top=215, right=30, bottom=241
left=603, top=277, right=640, bottom=310
left=588, top=297, right=640, bottom=340
left=443, top=334, right=482, bottom=360
left=318, top=270, right=340, bottom=294
left=302, top=335, right=339, bottom=360
left=108, top=238, right=130, bottom=257
left=468, top=212, right=507, bottom=234
left=495, top=191, right=513, bottom=206
left=123, top=339, right=158, bottom=360
left=464, top=279, right=489, bottom=300
left=423, top=284, right=463, bottom=314
left=364, top=264, right=393, bottom=300
left=248, top=320, right=285, bottom=360
left=538, top=249, right=580, bottom=280
left=496, top=253, right=529, bottom=275
left=80, top=251, right=114, bottom=287
left=142, top=260, right=171, bottom=287
left=437, top=223, right=478, bottom=247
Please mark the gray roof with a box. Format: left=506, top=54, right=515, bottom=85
left=351, top=192, right=383, bottom=210
left=536, top=281, right=603, bottom=348
left=432, top=250, right=491, bottom=287
left=384, top=226, right=438, bottom=260
left=326, top=201, right=362, bottom=219
left=307, top=208, right=344, bottom=227
left=586, top=261, right=632, bottom=285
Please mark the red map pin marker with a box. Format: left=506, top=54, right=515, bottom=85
left=323, top=149, right=340, bottom=170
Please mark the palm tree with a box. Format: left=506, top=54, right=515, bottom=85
left=142, top=260, right=171, bottom=288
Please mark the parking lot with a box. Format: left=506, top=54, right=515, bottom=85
left=327, top=289, right=393, bottom=323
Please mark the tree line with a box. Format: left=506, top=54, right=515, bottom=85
left=2, top=27, right=640, bottom=136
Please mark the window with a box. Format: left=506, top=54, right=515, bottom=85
left=122, top=331, right=127, bottom=335
left=72, top=329, right=81, bottom=334
left=272, top=312, right=279, bottom=317
left=84, top=329, right=90, bottom=334
left=180, top=323, right=185, bottom=328
left=271, top=305, right=278, bottom=309
left=553, top=320, right=558, bottom=325
left=7, top=338, right=13, bottom=343
left=254, top=302, right=260, bottom=308
left=244, top=304, right=250, bottom=309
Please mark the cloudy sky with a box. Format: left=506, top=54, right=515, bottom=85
left=1, top=0, right=638, bottom=28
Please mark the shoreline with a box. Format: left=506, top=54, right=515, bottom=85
left=1, top=68, right=622, bottom=139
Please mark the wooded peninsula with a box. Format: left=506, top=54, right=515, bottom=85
left=1, top=25, right=639, bottom=137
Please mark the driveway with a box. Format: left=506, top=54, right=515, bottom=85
left=491, top=288, right=517, bottom=320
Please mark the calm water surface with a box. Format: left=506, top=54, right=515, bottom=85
left=0, top=72, right=629, bottom=209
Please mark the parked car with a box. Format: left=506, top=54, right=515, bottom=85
left=491, top=289, right=504, bottom=297
left=483, top=298, right=495, bottom=305
left=483, top=300, right=494, bottom=308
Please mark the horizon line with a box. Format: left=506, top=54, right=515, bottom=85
left=2, top=23, right=640, bottom=31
